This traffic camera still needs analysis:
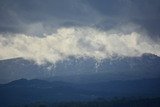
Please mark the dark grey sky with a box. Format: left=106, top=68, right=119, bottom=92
left=0, top=0, right=160, bottom=38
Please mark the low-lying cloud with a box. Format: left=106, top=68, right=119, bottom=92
left=0, top=27, right=160, bottom=64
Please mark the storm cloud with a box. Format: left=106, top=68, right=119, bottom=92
left=0, top=0, right=160, bottom=38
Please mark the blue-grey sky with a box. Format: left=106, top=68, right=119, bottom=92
left=0, top=0, right=160, bottom=38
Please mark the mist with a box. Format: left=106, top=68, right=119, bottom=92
left=0, top=27, right=160, bottom=65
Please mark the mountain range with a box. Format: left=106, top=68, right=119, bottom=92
left=0, top=78, right=160, bottom=106
left=0, top=53, right=160, bottom=106
left=0, top=53, right=160, bottom=83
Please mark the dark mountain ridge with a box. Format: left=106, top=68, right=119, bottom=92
left=0, top=78, right=160, bottom=106
left=0, top=53, right=160, bottom=84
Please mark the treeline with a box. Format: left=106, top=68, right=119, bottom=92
left=12, top=97, right=160, bottom=107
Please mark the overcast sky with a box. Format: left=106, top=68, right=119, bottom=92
left=0, top=0, right=160, bottom=37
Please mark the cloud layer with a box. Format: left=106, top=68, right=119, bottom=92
left=0, top=27, right=160, bottom=64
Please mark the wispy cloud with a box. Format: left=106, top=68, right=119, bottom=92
left=0, top=27, right=160, bottom=64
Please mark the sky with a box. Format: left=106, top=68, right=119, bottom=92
left=0, top=0, right=160, bottom=64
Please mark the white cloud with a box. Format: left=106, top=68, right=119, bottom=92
left=0, top=27, right=160, bottom=64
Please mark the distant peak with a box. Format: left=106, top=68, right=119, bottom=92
left=142, top=53, right=159, bottom=58
left=7, top=78, right=28, bottom=85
